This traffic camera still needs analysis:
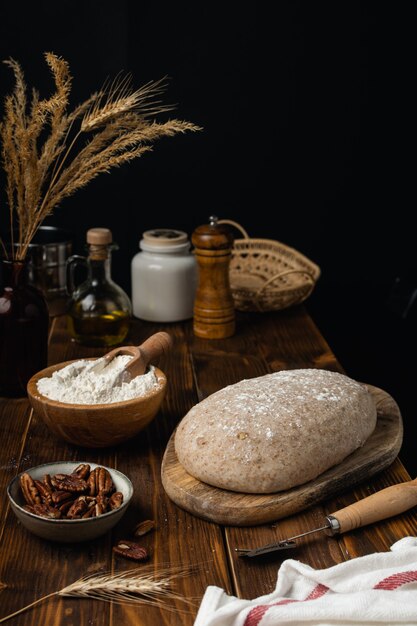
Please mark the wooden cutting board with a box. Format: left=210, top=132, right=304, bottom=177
left=161, top=385, right=403, bottom=526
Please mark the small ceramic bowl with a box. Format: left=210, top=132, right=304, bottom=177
left=7, top=461, right=133, bottom=542
left=27, top=360, right=167, bottom=447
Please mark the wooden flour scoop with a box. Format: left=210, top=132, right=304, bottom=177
left=237, top=476, right=417, bottom=557
left=92, top=331, right=173, bottom=384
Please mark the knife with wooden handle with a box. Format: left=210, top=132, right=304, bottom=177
left=236, top=478, right=417, bottom=557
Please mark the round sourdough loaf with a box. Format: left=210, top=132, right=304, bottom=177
left=174, top=369, right=377, bottom=494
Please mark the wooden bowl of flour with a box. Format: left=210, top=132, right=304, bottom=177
left=27, top=360, right=167, bottom=447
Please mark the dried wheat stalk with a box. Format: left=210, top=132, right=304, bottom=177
left=0, top=566, right=194, bottom=623
left=0, top=52, right=201, bottom=260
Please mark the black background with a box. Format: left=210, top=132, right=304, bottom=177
left=0, top=2, right=415, bottom=472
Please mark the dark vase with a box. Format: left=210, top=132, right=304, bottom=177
left=0, top=259, right=49, bottom=397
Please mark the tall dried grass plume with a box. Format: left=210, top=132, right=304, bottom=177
left=0, top=53, right=201, bottom=260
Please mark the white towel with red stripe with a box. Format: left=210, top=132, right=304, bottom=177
left=194, top=537, right=417, bottom=626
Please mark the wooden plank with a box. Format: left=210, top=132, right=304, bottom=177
left=186, top=307, right=350, bottom=598
left=0, top=400, right=32, bottom=530
left=1, top=307, right=415, bottom=623
left=0, top=317, right=231, bottom=625
left=226, top=458, right=417, bottom=600
left=225, top=308, right=416, bottom=598
left=0, top=317, right=64, bottom=534
left=110, top=321, right=232, bottom=625
left=323, top=458, right=416, bottom=557
left=246, top=307, right=342, bottom=373
left=0, top=459, right=114, bottom=626
left=47, top=315, right=105, bottom=365
left=186, top=307, right=411, bottom=599
left=224, top=506, right=346, bottom=600
left=0, top=317, right=230, bottom=626
left=271, top=310, right=417, bottom=562
left=0, top=317, right=115, bottom=625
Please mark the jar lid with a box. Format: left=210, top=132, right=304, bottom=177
left=140, top=229, right=191, bottom=253
left=142, top=229, right=188, bottom=246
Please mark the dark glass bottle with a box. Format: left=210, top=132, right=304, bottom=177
left=66, top=228, right=131, bottom=347
left=0, top=259, right=49, bottom=397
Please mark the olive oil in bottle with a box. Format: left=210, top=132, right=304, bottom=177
left=66, top=228, right=132, bottom=347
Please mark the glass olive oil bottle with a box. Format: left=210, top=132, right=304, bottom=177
left=66, top=228, right=131, bottom=346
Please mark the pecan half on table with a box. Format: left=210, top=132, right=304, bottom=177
left=133, top=519, right=155, bottom=537
left=113, top=540, right=148, bottom=561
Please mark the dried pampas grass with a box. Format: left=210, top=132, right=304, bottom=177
left=0, top=566, right=194, bottom=623
left=0, top=52, right=201, bottom=260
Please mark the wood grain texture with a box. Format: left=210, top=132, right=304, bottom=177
left=0, top=309, right=415, bottom=624
left=161, top=385, right=403, bottom=525
left=0, top=318, right=113, bottom=626
left=192, top=221, right=235, bottom=338
left=27, top=362, right=167, bottom=447
left=323, top=457, right=417, bottom=558
left=99, top=330, right=173, bottom=378
left=108, top=320, right=232, bottom=626
left=0, top=400, right=33, bottom=530
left=0, top=315, right=225, bottom=625
left=332, top=475, right=417, bottom=533
left=184, top=308, right=414, bottom=600
left=217, top=308, right=350, bottom=599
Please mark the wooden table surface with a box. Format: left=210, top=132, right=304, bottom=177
left=1, top=307, right=416, bottom=625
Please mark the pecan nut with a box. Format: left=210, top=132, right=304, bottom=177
left=98, top=467, right=113, bottom=495
left=67, top=496, right=89, bottom=519
left=51, top=490, right=73, bottom=505
left=87, top=468, right=99, bottom=496
left=50, top=474, right=88, bottom=493
left=34, top=479, right=53, bottom=504
left=112, top=541, right=148, bottom=561
left=133, top=519, right=155, bottom=537
left=82, top=506, right=96, bottom=519
left=20, top=473, right=41, bottom=506
left=43, top=474, right=53, bottom=490
left=58, top=498, right=77, bottom=515
left=32, top=503, right=62, bottom=519
left=19, top=464, right=120, bottom=521
left=96, top=493, right=108, bottom=507
left=95, top=503, right=104, bottom=516
left=109, top=492, right=124, bottom=510
left=72, top=463, right=91, bottom=480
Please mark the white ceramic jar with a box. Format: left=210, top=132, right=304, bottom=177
left=131, top=229, right=197, bottom=322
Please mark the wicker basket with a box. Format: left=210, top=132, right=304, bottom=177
left=218, top=220, right=321, bottom=313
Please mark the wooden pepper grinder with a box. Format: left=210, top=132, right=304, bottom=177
left=192, top=215, right=235, bottom=339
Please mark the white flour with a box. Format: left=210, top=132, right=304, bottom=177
left=37, top=356, right=161, bottom=405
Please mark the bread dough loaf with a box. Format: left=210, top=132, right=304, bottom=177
left=174, top=369, right=377, bottom=493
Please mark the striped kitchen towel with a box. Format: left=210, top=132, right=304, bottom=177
left=194, top=537, right=417, bottom=626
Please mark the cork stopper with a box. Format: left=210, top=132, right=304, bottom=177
left=87, top=228, right=113, bottom=245
left=87, top=228, right=113, bottom=260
